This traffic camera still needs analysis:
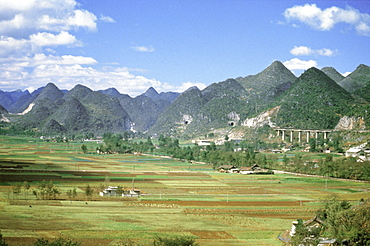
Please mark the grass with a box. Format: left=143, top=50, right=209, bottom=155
left=0, top=135, right=369, bottom=245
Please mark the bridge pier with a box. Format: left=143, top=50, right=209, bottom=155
left=275, top=128, right=332, bottom=143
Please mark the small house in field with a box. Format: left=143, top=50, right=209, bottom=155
left=240, top=164, right=274, bottom=175
left=129, top=189, right=141, bottom=196
left=123, top=189, right=141, bottom=197
left=99, top=186, right=118, bottom=197
left=239, top=166, right=254, bottom=174
left=218, top=165, right=237, bottom=173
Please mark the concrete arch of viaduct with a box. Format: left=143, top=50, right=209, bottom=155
left=274, top=128, right=333, bottom=143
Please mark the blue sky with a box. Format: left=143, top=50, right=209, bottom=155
left=0, top=0, right=369, bottom=96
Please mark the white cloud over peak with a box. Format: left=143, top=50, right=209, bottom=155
left=284, top=4, right=370, bottom=36
left=290, top=46, right=336, bottom=57
left=283, top=58, right=318, bottom=71
left=163, top=81, right=207, bottom=93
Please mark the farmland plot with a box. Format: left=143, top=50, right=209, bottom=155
left=0, top=136, right=369, bottom=245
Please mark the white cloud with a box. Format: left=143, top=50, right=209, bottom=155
left=162, top=81, right=207, bottom=93
left=0, top=56, right=195, bottom=96
left=100, top=14, right=115, bottom=23
left=290, top=46, right=314, bottom=56
left=290, top=46, right=336, bottom=57
left=0, top=31, right=78, bottom=57
left=0, top=0, right=182, bottom=96
left=342, top=72, right=351, bottom=77
left=316, top=48, right=335, bottom=56
left=131, top=46, right=155, bottom=52
left=284, top=4, right=370, bottom=36
left=283, top=58, right=318, bottom=70
left=30, top=31, right=77, bottom=47
left=0, top=0, right=96, bottom=36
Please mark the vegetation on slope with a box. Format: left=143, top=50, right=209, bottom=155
left=274, top=67, right=355, bottom=129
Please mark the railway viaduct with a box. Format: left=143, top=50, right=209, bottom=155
left=274, top=128, right=334, bottom=143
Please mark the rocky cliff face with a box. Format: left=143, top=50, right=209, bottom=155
left=335, top=116, right=366, bottom=130
left=242, top=106, right=280, bottom=128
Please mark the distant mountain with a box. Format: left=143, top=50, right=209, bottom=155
left=353, top=82, right=370, bottom=102
left=99, top=88, right=121, bottom=97
left=16, top=98, right=59, bottom=129
left=8, top=93, right=32, bottom=113
left=236, top=61, right=296, bottom=108
left=81, top=91, right=132, bottom=133
left=47, top=97, right=89, bottom=131
left=33, top=83, right=64, bottom=103
left=150, top=78, right=252, bottom=135
left=1, top=61, right=369, bottom=136
left=338, top=64, right=370, bottom=92
left=10, top=86, right=45, bottom=113
left=321, top=67, right=344, bottom=83
left=0, top=105, right=8, bottom=114
left=149, top=87, right=207, bottom=135
left=143, top=87, right=159, bottom=99
left=0, top=89, right=30, bottom=112
left=143, top=87, right=180, bottom=103
left=117, top=94, right=170, bottom=132
left=63, top=84, right=92, bottom=101
left=274, top=67, right=355, bottom=129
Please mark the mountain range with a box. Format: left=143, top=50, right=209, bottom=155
left=1, top=61, right=369, bottom=137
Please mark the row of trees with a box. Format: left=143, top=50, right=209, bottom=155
left=103, top=133, right=261, bottom=169
left=285, top=154, right=370, bottom=181
left=291, top=197, right=370, bottom=246
left=0, top=234, right=197, bottom=246
left=93, top=132, right=370, bottom=180
left=10, top=181, right=95, bottom=201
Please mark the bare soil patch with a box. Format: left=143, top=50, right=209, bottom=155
left=141, top=200, right=307, bottom=207
left=191, top=230, right=236, bottom=239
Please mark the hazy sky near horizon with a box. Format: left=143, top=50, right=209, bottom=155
left=0, top=0, right=369, bottom=96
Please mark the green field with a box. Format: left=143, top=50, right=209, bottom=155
left=0, top=135, right=369, bottom=245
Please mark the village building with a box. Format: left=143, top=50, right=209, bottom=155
left=192, top=140, right=212, bottom=146
left=239, top=166, right=254, bottom=174
left=288, top=216, right=338, bottom=246
left=125, top=189, right=141, bottom=197
left=99, top=186, right=119, bottom=197
left=345, top=142, right=370, bottom=161
left=218, top=165, right=238, bottom=173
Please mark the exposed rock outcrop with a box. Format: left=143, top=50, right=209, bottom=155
left=242, top=106, right=280, bottom=128
left=334, top=116, right=366, bottom=130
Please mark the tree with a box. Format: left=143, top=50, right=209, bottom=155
left=315, top=197, right=370, bottom=244
left=66, top=188, right=77, bottom=201
left=283, top=155, right=289, bottom=169
left=153, top=236, right=198, bottom=246
left=33, top=180, right=61, bottom=200
left=85, top=184, right=94, bottom=200
left=309, top=138, right=316, bottom=152
left=290, top=219, right=321, bottom=246
left=0, top=231, right=9, bottom=246
left=23, top=181, right=31, bottom=199
left=12, top=183, right=22, bottom=199
left=81, top=144, right=87, bottom=154
left=34, top=237, right=81, bottom=246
